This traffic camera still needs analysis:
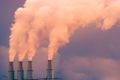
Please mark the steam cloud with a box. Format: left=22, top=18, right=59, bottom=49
left=9, top=0, right=120, bottom=61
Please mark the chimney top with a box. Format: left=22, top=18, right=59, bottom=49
left=18, top=61, right=23, bottom=71
left=9, top=62, right=14, bottom=71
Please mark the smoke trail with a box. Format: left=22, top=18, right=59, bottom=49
left=9, top=0, right=120, bottom=61
left=9, top=6, right=35, bottom=61
left=47, top=0, right=120, bottom=60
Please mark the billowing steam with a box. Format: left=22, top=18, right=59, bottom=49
left=9, top=0, right=120, bottom=61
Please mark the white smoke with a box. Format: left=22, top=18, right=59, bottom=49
left=9, top=0, right=120, bottom=61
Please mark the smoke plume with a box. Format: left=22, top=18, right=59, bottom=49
left=9, top=0, right=120, bottom=61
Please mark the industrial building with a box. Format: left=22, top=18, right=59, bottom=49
left=8, top=60, right=60, bottom=80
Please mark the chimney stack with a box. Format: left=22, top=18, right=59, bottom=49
left=17, top=62, right=24, bottom=80
left=47, top=60, right=54, bottom=80
left=8, top=62, right=14, bottom=80
left=27, top=61, right=33, bottom=80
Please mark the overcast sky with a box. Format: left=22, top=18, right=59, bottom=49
left=0, top=0, right=120, bottom=80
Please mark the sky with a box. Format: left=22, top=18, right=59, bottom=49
left=0, top=0, right=120, bottom=80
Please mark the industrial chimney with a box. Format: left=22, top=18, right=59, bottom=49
left=27, top=61, right=33, bottom=80
left=17, top=62, right=24, bottom=80
left=46, top=60, right=54, bottom=80
left=8, top=62, right=14, bottom=80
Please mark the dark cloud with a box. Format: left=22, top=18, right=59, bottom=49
left=57, top=25, right=120, bottom=80
left=60, top=25, right=120, bottom=60
left=59, top=56, right=120, bottom=80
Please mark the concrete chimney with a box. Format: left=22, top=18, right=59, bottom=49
left=8, top=62, right=14, bottom=80
left=17, top=62, right=24, bottom=80
left=27, top=61, right=33, bottom=80
left=46, top=60, right=54, bottom=80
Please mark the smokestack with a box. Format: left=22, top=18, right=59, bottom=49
left=17, top=62, right=24, bottom=80
left=27, top=61, right=33, bottom=80
left=8, top=62, right=14, bottom=80
left=46, top=60, right=54, bottom=80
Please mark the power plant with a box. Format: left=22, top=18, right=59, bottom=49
left=8, top=60, right=60, bottom=80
